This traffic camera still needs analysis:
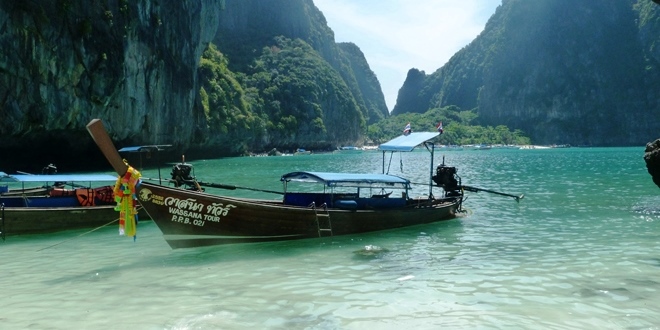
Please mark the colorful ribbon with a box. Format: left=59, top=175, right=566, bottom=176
left=113, top=164, right=141, bottom=239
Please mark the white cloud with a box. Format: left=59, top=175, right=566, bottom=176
left=313, top=0, right=501, bottom=111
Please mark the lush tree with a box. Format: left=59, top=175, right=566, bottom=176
left=367, top=106, right=531, bottom=146
left=198, top=44, right=264, bottom=154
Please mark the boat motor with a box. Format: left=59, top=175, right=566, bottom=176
left=170, top=163, right=202, bottom=191
left=432, top=163, right=462, bottom=197
left=42, top=163, right=57, bottom=175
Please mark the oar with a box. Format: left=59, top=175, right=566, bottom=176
left=461, top=185, right=524, bottom=202
left=86, top=119, right=129, bottom=176
left=409, top=181, right=523, bottom=202
left=194, top=180, right=284, bottom=195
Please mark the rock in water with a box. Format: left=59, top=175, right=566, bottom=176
left=644, top=139, right=660, bottom=189
left=353, top=245, right=389, bottom=258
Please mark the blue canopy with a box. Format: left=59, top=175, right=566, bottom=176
left=378, top=132, right=440, bottom=152
left=118, top=145, right=171, bottom=153
left=0, top=174, right=118, bottom=183
left=281, top=171, right=410, bottom=189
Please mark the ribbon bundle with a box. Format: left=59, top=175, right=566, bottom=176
left=113, top=164, right=142, bottom=239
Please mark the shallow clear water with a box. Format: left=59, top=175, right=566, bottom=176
left=2, top=147, right=659, bottom=329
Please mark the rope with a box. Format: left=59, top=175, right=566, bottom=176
left=36, top=218, right=119, bottom=251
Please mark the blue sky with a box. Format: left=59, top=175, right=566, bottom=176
left=312, top=0, right=502, bottom=112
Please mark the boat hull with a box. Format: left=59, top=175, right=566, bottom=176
left=2, top=205, right=119, bottom=235
left=136, top=182, right=460, bottom=249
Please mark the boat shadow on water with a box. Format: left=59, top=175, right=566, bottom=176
left=37, top=216, right=468, bottom=287
left=162, top=218, right=467, bottom=265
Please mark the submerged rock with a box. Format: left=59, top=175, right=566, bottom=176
left=353, top=245, right=389, bottom=258
left=644, top=139, right=660, bottom=189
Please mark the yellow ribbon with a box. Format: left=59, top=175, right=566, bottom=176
left=113, top=164, right=141, bottom=237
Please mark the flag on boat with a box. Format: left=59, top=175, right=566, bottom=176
left=403, top=122, right=411, bottom=135
left=436, top=121, right=443, bottom=134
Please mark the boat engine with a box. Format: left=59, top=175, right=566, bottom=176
left=42, top=163, right=57, bottom=174
left=432, top=163, right=462, bottom=197
left=42, top=163, right=66, bottom=187
left=170, top=163, right=197, bottom=189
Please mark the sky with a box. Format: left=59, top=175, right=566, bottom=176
left=312, top=0, right=502, bottom=112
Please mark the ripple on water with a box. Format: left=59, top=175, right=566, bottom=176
left=2, top=148, right=660, bottom=329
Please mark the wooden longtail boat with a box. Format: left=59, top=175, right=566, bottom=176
left=1, top=165, right=71, bottom=197
left=0, top=173, right=119, bottom=236
left=86, top=119, right=464, bottom=249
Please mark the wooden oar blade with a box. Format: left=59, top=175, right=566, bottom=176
left=462, top=185, right=523, bottom=202
left=86, top=119, right=128, bottom=176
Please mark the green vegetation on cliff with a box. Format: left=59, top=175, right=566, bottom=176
left=368, top=106, right=530, bottom=146
left=198, top=37, right=366, bottom=153
left=198, top=36, right=529, bottom=153
left=242, top=36, right=365, bottom=149
left=392, top=0, right=660, bottom=147
left=198, top=44, right=263, bottom=154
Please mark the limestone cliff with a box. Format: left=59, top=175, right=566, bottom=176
left=0, top=0, right=387, bottom=171
left=0, top=0, right=221, bottom=170
left=213, top=0, right=388, bottom=126
left=392, top=0, right=660, bottom=146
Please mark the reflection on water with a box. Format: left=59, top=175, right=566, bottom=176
left=1, top=147, right=659, bottom=329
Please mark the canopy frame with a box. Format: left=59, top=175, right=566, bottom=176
left=378, top=132, right=440, bottom=198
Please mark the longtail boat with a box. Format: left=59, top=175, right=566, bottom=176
left=0, top=173, right=119, bottom=236
left=86, top=119, right=468, bottom=249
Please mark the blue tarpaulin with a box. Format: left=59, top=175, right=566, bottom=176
left=281, top=171, right=410, bottom=189
left=118, top=145, right=171, bottom=153
left=0, top=174, right=118, bottom=183
left=378, top=132, right=440, bottom=152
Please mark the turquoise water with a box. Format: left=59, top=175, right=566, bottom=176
left=2, top=147, right=659, bottom=329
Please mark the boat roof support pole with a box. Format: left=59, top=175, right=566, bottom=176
left=427, top=141, right=435, bottom=199
left=386, top=151, right=395, bottom=174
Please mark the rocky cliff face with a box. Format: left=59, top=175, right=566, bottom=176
left=214, top=0, right=388, bottom=125
left=0, top=0, right=388, bottom=171
left=393, top=0, right=660, bottom=146
left=337, top=42, right=388, bottom=124
left=0, top=0, right=222, bottom=170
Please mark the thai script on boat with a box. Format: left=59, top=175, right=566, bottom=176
left=164, top=197, right=204, bottom=212
left=139, top=189, right=237, bottom=227
left=161, top=196, right=236, bottom=227
left=207, top=202, right=236, bottom=216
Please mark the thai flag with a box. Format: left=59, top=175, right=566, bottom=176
left=403, top=122, right=411, bottom=135
left=436, top=121, right=443, bottom=134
